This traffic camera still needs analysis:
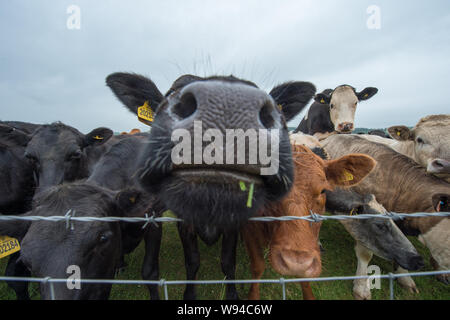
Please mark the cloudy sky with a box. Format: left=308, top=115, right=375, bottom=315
left=1, top=0, right=449, bottom=133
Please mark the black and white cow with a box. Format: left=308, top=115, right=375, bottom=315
left=294, top=85, right=378, bottom=139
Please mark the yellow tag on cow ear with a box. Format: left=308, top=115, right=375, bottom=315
left=137, top=101, right=154, bottom=126
left=343, top=170, right=354, bottom=182
left=350, top=208, right=358, bottom=216
left=0, top=236, right=21, bottom=259
left=278, top=104, right=283, bottom=110
left=129, top=196, right=136, bottom=204
left=364, top=93, right=369, bottom=98
left=93, top=135, right=104, bottom=140
left=397, top=131, right=401, bottom=136
left=320, top=99, right=325, bottom=104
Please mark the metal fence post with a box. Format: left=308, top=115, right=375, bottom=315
left=388, top=273, right=394, bottom=300
left=280, top=278, right=286, bottom=300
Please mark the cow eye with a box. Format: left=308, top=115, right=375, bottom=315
left=98, top=232, right=111, bottom=244
left=26, top=154, right=38, bottom=164
left=68, top=150, right=82, bottom=160
left=416, top=137, right=425, bottom=144
left=321, top=189, right=327, bottom=194
left=330, top=104, right=334, bottom=109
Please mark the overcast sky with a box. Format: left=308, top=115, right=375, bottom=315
left=1, top=0, right=449, bottom=133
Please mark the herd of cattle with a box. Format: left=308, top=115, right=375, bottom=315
left=0, top=73, right=449, bottom=300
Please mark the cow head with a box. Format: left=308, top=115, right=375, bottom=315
left=314, top=85, right=378, bottom=133
left=23, top=123, right=113, bottom=193
left=106, top=72, right=316, bottom=240
left=0, top=183, right=146, bottom=299
left=268, top=145, right=376, bottom=278
left=325, top=189, right=424, bottom=271
left=388, top=115, right=450, bottom=178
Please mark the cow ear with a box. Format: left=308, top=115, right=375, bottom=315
left=356, top=87, right=378, bottom=101
left=269, top=82, right=316, bottom=122
left=106, top=72, right=164, bottom=117
left=314, top=93, right=331, bottom=105
left=0, top=211, right=32, bottom=241
left=0, top=125, right=31, bottom=147
left=432, top=194, right=449, bottom=212
left=84, top=127, right=113, bottom=147
left=387, top=126, right=413, bottom=141
left=325, top=154, right=376, bottom=187
left=115, top=189, right=146, bottom=217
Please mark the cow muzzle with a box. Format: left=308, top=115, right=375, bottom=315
left=427, top=158, right=450, bottom=174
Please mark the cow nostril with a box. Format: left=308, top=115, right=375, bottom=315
left=172, top=92, right=197, bottom=119
left=434, top=160, right=444, bottom=168
left=259, top=102, right=275, bottom=129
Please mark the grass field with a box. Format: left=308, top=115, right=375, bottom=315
left=0, top=218, right=448, bottom=300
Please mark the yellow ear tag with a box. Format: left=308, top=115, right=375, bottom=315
left=278, top=104, right=283, bottom=110
left=0, top=236, right=21, bottom=259
left=129, top=197, right=136, bottom=204
left=320, top=99, right=325, bottom=104
left=93, top=135, right=104, bottom=140
left=397, top=131, right=401, bottom=136
left=343, top=170, right=354, bottom=182
left=350, top=208, right=358, bottom=216
left=137, top=101, right=154, bottom=126
left=364, top=93, right=369, bottom=98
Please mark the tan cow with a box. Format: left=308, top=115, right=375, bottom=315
left=242, top=144, right=376, bottom=300
left=322, top=134, right=450, bottom=289
left=360, top=115, right=450, bottom=181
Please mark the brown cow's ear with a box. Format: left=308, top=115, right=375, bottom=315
left=387, top=126, right=413, bottom=141
left=325, top=154, right=376, bottom=187
left=432, top=194, right=449, bottom=212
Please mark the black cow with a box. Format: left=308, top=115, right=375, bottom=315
left=22, top=122, right=114, bottom=193
left=86, top=134, right=164, bottom=300
left=0, top=182, right=146, bottom=299
left=294, top=85, right=378, bottom=139
left=0, top=125, right=35, bottom=214
left=0, top=122, right=114, bottom=299
left=106, top=73, right=316, bottom=299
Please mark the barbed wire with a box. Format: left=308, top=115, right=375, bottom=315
left=0, top=270, right=448, bottom=300
left=0, top=210, right=448, bottom=230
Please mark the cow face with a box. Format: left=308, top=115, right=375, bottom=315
left=106, top=73, right=316, bottom=237
left=325, top=189, right=424, bottom=271
left=24, top=123, right=113, bottom=193
left=268, top=145, right=376, bottom=278
left=0, top=183, right=145, bottom=300
left=388, top=115, right=450, bottom=178
left=315, top=85, right=378, bottom=133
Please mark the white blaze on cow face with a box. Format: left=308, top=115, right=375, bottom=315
left=388, top=115, right=450, bottom=177
left=329, top=86, right=359, bottom=133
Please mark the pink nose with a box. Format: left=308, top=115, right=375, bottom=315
left=428, top=159, right=450, bottom=174
left=337, top=122, right=354, bottom=132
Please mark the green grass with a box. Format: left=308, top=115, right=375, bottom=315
left=0, top=219, right=448, bottom=300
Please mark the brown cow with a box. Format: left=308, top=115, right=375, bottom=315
left=242, top=143, right=376, bottom=300
left=322, top=134, right=450, bottom=288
